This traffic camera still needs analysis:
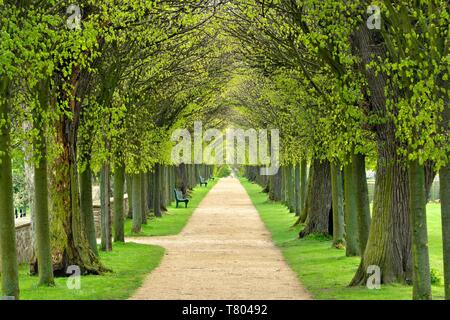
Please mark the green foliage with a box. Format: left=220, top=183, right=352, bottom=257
left=226, top=0, right=448, bottom=170
left=216, top=165, right=231, bottom=178
left=431, top=268, right=442, bottom=286
left=11, top=150, right=28, bottom=209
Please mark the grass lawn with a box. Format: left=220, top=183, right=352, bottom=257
left=125, top=179, right=217, bottom=237
left=5, top=242, right=164, bottom=300
left=240, top=177, right=446, bottom=300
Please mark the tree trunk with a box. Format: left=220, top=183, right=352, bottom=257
left=131, top=173, right=142, bottom=233
left=408, top=160, right=432, bottom=300
left=148, top=172, right=152, bottom=212
left=440, top=164, right=450, bottom=300
left=100, top=163, right=112, bottom=252
left=344, top=159, right=360, bottom=256
left=79, top=164, right=98, bottom=255
left=287, top=165, right=295, bottom=213
left=169, top=166, right=174, bottom=202
left=153, top=164, right=162, bottom=217
left=46, top=67, right=106, bottom=276
left=33, top=81, right=54, bottom=285
left=281, top=165, right=286, bottom=205
left=350, top=144, right=411, bottom=285
left=161, top=165, right=168, bottom=211
left=126, top=174, right=133, bottom=218
left=147, top=172, right=153, bottom=211
left=148, top=172, right=155, bottom=212
left=141, top=172, right=147, bottom=224
left=268, top=168, right=281, bottom=201
left=300, top=159, right=308, bottom=213
left=113, top=163, right=125, bottom=242
left=274, top=168, right=282, bottom=200
left=294, top=164, right=301, bottom=216
left=0, top=77, right=19, bottom=298
left=331, top=162, right=345, bottom=248
left=350, top=25, right=412, bottom=285
left=178, top=163, right=188, bottom=195
left=299, top=159, right=332, bottom=237
left=353, top=153, right=371, bottom=254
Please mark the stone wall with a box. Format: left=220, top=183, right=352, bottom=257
left=93, top=194, right=129, bottom=237
left=0, top=193, right=128, bottom=268
left=15, top=222, right=33, bottom=264
left=0, top=220, right=33, bottom=271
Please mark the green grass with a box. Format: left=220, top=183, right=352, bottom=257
left=125, top=180, right=217, bottom=237
left=240, top=177, right=445, bottom=300
left=7, top=242, right=164, bottom=300
left=5, top=180, right=216, bottom=300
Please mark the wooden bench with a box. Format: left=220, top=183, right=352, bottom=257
left=174, top=188, right=189, bottom=208
left=199, top=175, right=208, bottom=187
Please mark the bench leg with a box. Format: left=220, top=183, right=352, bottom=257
left=185, top=201, right=188, bottom=208
left=176, top=201, right=179, bottom=208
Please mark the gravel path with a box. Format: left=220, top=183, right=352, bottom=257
left=129, top=177, right=311, bottom=300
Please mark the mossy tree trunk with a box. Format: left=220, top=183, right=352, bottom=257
left=33, top=80, right=54, bottom=285
left=161, top=165, right=168, bottom=211
left=50, top=118, right=105, bottom=274
left=280, top=166, right=287, bottom=205
left=344, top=159, right=360, bottom=256
left=141, top=172, right=147, bottom=224
left=79, top=163, right=97, bottom=255
left=438, top=83, right=449, bottom=299
left=113, top=163, right=125, bottom=242
left=294, top=164, right=301, bottom=216
left=153, top=164, right=162, bottom=217
left=331, top=162, right=345, bottom=248
left=0, top=77, right=19, bottom=298
left=169, top=166, right=175, bottom=202
left=148, top=172, right=153, bottom=212
left=440, top=164, right=450, bottom=299
left=408, top=160, right=432, bottom=300
left=350, top=23, right=413, bottom=286
left=178, top=163, right=188, bottom=195
left=100, top=163, right=112, bottom=252
left=47, top=67, right=106, bottom=275
left=131, top=173, right=142, bottom=233
left=300, top=159, right=308, bottom=213
left=350, top=143, right=413, bottom=285
left=126, top=174, right=133, bottom=218
left=299, top=159, right=332, bottom=237
left=353, top=153, right=371, bottom=254
left=268, top=168, right=282, bottom=201
left=287, top=165, right=295, bottom=213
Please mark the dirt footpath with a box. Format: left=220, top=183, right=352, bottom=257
left=129, top=177, right=311, bottom=300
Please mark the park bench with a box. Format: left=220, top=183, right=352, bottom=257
left=199, top=175, right=208, bottom=187
left=14, top=208, right=27, bottom=219
left=174, top=188, right=189, bottom=208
